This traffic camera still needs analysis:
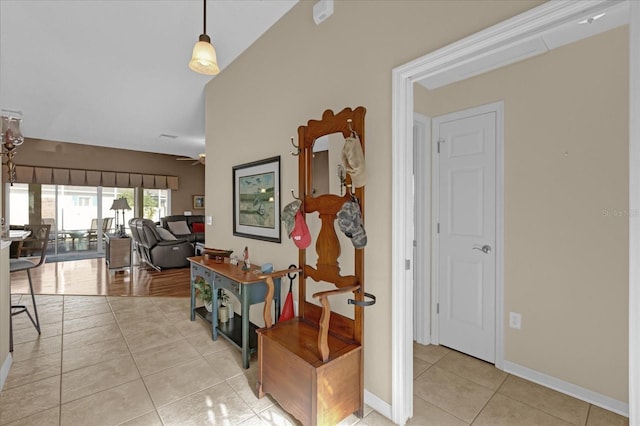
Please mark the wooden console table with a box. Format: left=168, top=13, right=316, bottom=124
left=188, top=256, right=283, bottom=368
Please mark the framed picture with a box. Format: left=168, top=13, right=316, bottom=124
left=233, top=156, right=281, bottom=242
left=193, top=195, right=205, bottom=209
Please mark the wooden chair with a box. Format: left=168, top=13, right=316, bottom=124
left=257, top=107, right=372, bottom=425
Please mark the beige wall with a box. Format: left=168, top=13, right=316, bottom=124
left=7, top=139, right=205, bottom=215
left=204, top=0, right=546, bottom=404
left=417, top=27, right=629, bottom=402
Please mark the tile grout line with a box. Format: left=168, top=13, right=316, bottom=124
left=60, top=297, right=144, bottom=422
left=107, top=296, right=165, bottom=425
left=469, top=388, right=499, bottom=425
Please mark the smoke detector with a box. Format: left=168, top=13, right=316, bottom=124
left=313, top=0, right=333, bottom=25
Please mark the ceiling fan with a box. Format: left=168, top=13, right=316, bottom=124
left=176, top=153, right=205, bottom=165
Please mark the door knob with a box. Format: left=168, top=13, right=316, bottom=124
left=473, top=244, right=491, bottom=254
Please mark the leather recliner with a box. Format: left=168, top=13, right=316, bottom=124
left=129, top=218, right=193, bottom=270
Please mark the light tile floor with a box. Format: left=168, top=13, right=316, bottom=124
left=0, top=295, right=630, bottom=426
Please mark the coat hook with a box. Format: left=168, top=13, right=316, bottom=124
left=347, top=119, right=357, bottom=137
left=290, top=137, right=300, bottom=156
left=291, top=189, right=301, bottom=200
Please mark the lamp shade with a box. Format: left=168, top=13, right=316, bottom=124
left=189, top=34, right=220, bottom=75
left=110, top=198, right=131, bottom=211
left=1, top=116, right=24, bottom=147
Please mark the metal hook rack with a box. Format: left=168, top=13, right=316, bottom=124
left=290, top=137, right=300, bottom=156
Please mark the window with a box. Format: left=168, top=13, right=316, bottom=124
left=78, top=196, right=92, bottom=207
left=143, top=189, right=169, bottom=223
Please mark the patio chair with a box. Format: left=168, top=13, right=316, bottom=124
left=41, top=217, right=58, bottom=244
left=9, top=224, right=50, bottom=352
left=85, top=217, right=113, bottom=245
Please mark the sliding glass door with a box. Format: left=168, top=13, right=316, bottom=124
left=7, top=183, right=169, bottom=262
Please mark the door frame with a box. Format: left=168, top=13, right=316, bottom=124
left=429, top=102, right=504, bottom=365
left=391, top=1, right=639, bottom=424
left=413, top=112, right=430, bottom=345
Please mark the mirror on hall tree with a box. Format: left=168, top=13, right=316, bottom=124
left=311, top=133, right=346, bottom=197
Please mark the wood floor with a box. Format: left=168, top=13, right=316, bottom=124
left=10, top=258, right=191, bottom=297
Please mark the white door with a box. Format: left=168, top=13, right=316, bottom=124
left=435, top=109, right=496, bottom=363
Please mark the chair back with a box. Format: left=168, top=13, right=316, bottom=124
left=41, top=218, right=57, bottom=242
left=129, top=218, right=161, bottom=249
left=103, top=217, right=113, bottom=233
left=15, top=224, right=50, bottom=267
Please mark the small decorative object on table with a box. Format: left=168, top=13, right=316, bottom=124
left=202, top=247, right=233, bottom=258
left=242, top=246, right=250, bottom=271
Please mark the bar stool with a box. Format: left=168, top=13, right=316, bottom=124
left=9, top=224, right=50, bottom=352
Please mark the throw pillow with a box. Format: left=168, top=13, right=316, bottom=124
left=157, top=227, right=177, bottom=240
left=167, top=220, right=191, bottom=235
left=192, top=222, right=205, bottom=233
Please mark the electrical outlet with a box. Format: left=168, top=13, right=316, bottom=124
left=509, top=312, right=522, bottom=329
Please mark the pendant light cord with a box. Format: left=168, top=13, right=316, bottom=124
left=203, top=0, right=207, bottom=34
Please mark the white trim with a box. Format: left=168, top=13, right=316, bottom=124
left=365, top=389, right=392, bottom=420
left=391, top=65, right=415, bottom=425
left=0, top=353, right=12, bottom=392
left=430, top=124, right=440, bottom=346
left=429, top=102, right=504, bottom=368
left=413, top=112, right=431, bottom=345
left=503, top=361, right=629, bottom=417
left=629, top=1, right=640, bottom=422
left=391, top=1, right=633, bottom=424
left=495, top=103, right=505, bottom=371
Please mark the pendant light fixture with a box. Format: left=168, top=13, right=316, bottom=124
left=189, top=0, right=220, bottom=75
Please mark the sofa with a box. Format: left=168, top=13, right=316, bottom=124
left=129, top=218, right=194, bottom=270
left=161, top=215, right=205, bottom=243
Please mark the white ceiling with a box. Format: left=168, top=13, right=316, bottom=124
left=0, top=0, right=298, bottom=159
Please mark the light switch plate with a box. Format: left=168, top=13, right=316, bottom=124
left=509, top=312, right=522, bottom=329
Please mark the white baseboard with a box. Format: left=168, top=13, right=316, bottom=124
left=0, top=353, right=13, bottom=392
left=503, top=361, right=629, bottom=417
left=365, top=389, right=392, bottom=420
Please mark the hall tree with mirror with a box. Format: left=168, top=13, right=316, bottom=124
left=257, top=106, right=375, bottom=426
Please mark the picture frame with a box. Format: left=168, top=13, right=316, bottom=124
left=193, top=195, right=205, bottom=209
left=233, top=156, right=281, bottom=242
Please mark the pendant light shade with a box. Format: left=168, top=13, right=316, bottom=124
left=189, top=0, right=220, bottom=76
left=189, top=34, right=219, bottom=75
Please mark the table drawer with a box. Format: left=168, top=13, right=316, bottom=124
left=214, top=273, right=240, bottom=297
left=191, top=263, right=213, bottom=280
